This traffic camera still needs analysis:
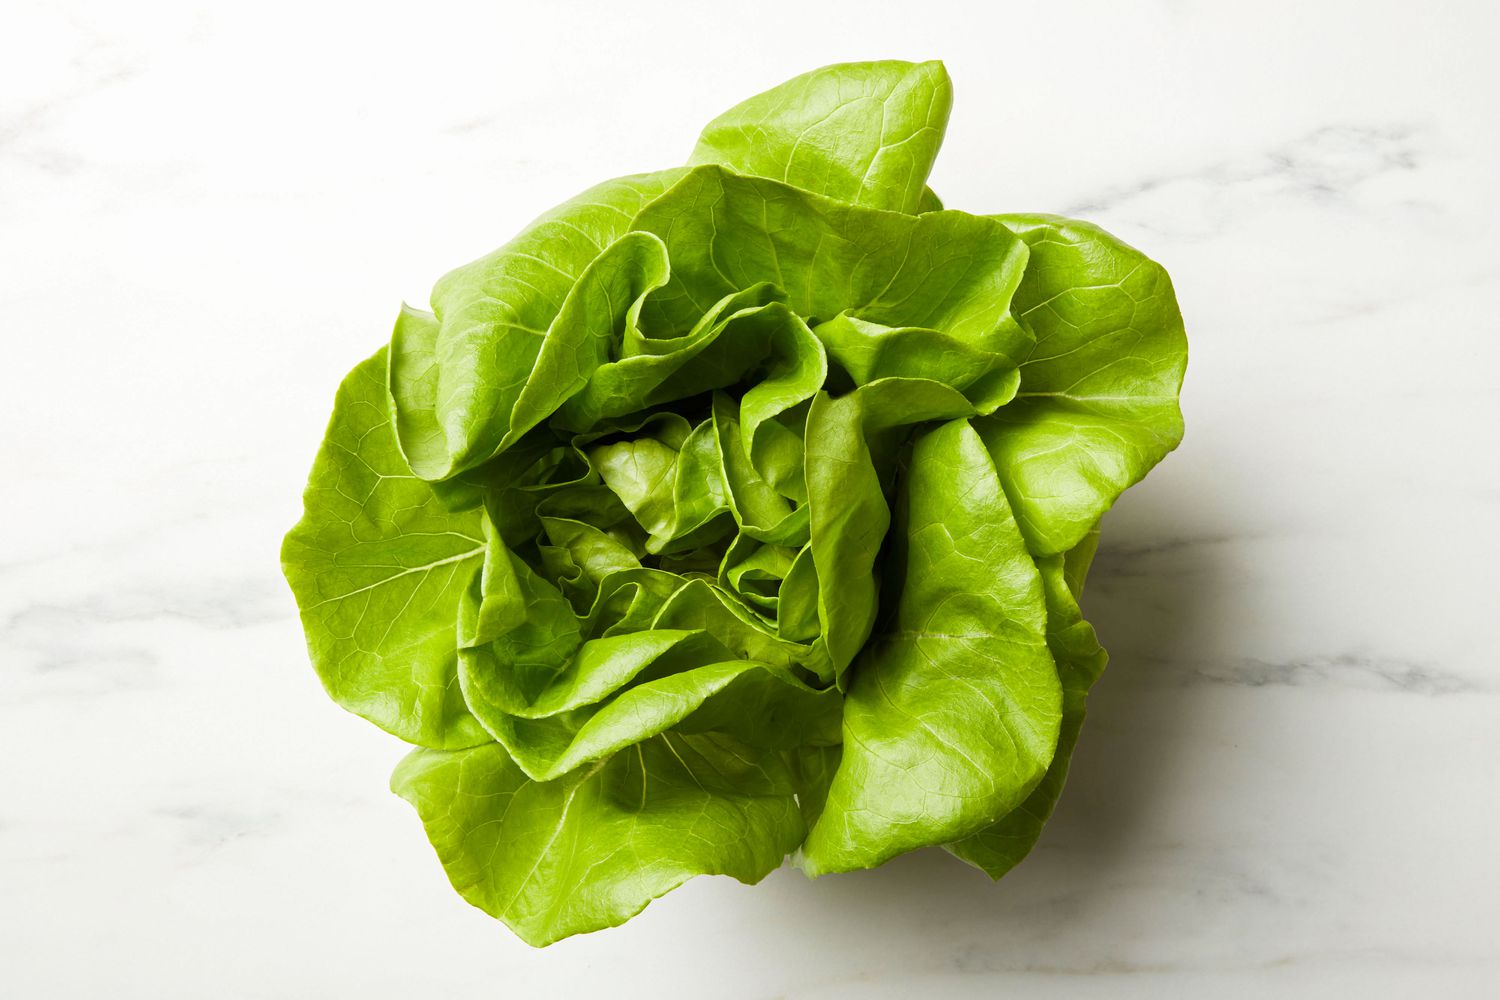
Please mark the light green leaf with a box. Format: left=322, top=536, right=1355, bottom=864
left=632, top=166, right=1032, bottom=357
left=582, top=567, right=684, bottom=637
left=653, top=577, right=830, bottom=681
left=804, top=379, right=976, bottom=681
left=457, top=526, right=580, bottom=690
left=945, top=547, right=1108, bottom=877
left=588, top=415, right=736, bottom=557
left=978, top=214, right=1188, bottom=555
left=789, top=744, right=843, bottom=834
left=485, top=658, right=840, bottom=781
left=721, top=535, right=798, bottom=600
left=776, top=544, right=821, bottom=642
left=389, top=170, right=685, bottom=480
left=281, top=349, right=489, bottom=748
left=463, top=623, right=695, bottom=725
left=503, top=232, right=671, bottom=446
left=553, top=284, right=787, bottom=431
left=1063, top=523, right=1102, bottom=601
left=391, top=733, right=805, bottom=947
left=713, top=392, right=804, bottom=545
left=813, top=312, right=1021, bottom=412
left=736, top=311, right=827, bottom=494
left=537, top=515, right=643, bottom=606
left=801, top=418, right=1062, bottom=874
left=689, top=60, right=952, bottom=215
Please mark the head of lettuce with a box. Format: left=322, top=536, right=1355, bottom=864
left=282, top=59, right=1186, bottom=946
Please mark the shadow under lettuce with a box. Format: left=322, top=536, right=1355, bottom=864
left=745, top=483, right=1227, bottom=965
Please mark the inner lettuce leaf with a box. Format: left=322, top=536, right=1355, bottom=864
left=282, top=59, right=1187, bottom=946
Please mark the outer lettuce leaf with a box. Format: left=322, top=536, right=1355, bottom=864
left=389, top=170, right=684, bottom=481
left=944, top=539, right=1108, bottom=877
left=689, top=60, right=952, bottom=215
left=801, top=419, right=1063, bottom=874
left=281, top=349, right=490, bottom=749
left=1062, top=524, right=1102, bottom=601
left=979, top=214, right=1188, bottom=555
left=391, top=733, right=805, bottom=947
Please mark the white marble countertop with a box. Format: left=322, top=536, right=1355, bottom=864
left=4, top=2, right=1497, bottom=996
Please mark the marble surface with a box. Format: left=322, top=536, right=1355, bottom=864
left=4, top=1, right=1498, bottom=996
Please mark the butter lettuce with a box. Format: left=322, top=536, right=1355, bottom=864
left=283, top=59, right=1186, bottom=945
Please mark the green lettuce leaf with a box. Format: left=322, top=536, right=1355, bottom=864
left=479, top=659, right=839, bottom=781
left=282, top=349, right=489, bottom=748
left=633, top=166, right=1032, bottom=356
left=979, top=214, right=1188, bottom=555
left=391, top=733, right=805, bottom=947
left=689, top=59, right=952, bottom=215
left=389, top=170, right=684, bottom=480
left=944, top=538, right=1108, bottom=876
left=804, top=378, right=977, bottom=682
left=801, top=418, right=1063, bottom=874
